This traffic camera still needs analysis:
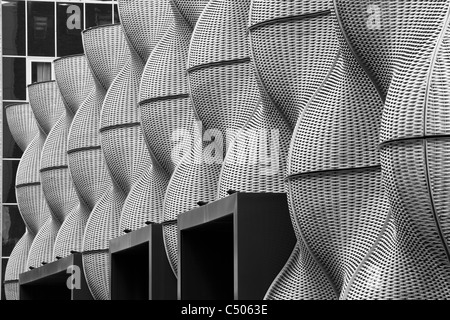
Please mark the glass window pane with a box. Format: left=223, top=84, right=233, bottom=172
left=57, top=2, right=84, bottom=57
left=1, top=258, right=7, bottom=300
left=2, top=1, right=26, bottom=55
left=31, top=62, right=52, bottom=83
left=2, top=160, right=20, bottom=204
left=86, top=3, right=112, bottom=28
left=3, top=106, right=23, bottom=159
left=2, top=57, right=26, bottom=100
left=113, top=4, right=119, bottom=24
left=2, top=206, right=25, bottom=257
left=28, top=1, right=55, bottom=56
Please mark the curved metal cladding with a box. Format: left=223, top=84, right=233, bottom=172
left=334, top=1, right=450, bottom=299
left=188, top=0, right=290, bottom=202
left=171, top=0, right=207, bottom=28
left=3, top=103, right=39, bottom=300
left=249, top=1, right=389, bottom=299
left=25, top=81, right=66, bottom=269
left=115, top=0, right=172, bottom=233
left=4, top=103, right=39, bottom=152
left=248, top=0, right=339, bottom=130
left=81, top=24, right=130, bottom=301
left=53, top=54, right=96, bottom=260
left=66, top=52, right=109, bottom=261
left=138, top=0, right=212, bottom=276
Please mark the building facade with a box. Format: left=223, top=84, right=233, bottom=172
left=0, top=0, right=119, bottom=300
left=1, top=0, right=450, bottom=301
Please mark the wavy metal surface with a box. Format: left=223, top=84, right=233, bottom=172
left=25, top=81, right=65, bottom=270
left=116, top=0, right=173, bottom=232
left=335, top=0, right=450, bottom=299
left=80, top=23, right=131, bottom=300
left=4, top=103, right=39, bottom=300
left=52, top=54, right=96, bottom=260
left=249, top=0, right=388, bottom=299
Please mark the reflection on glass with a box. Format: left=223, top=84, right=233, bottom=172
left=1, top=258, right=7, bottom=300
left=31, top=62, right=52, bottom=83
left=86, top=3, right=112, bottom=28
left=2, top=1, right=25, bottom=55
left=28, top=1, right=55, bottom=56
left=2, top=107, right=23, bottom=159
left=113, top=4, right=120, bottom=24
left=2, top=160, right=20, bottom=204
left=57, top=2, right=84, bottom=57
left=2, top=206, right=25, bottom=257
left=2, top=57, right=26, bottom=101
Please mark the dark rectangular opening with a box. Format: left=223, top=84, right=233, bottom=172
left=109, top=224, right=177, bottom=300
left=111, top=242, right=149, bottom=300
left=180, top=215, right=234, bottom=300
left=21, top=282, right=71, bottom=300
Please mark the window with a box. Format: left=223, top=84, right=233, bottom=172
left=2, top=160, right=20, bottom=204
left=31, top=61, right=52, bottom=83
left=86, top=3, right=112, bottom=28
left=2, top=57, right=26, bottom=100
left=2, top=106, right=23, bottom=159
left=27, top=1, right=55, bottom=56
left=26, top=57, right=55, bottom=89
left=1, top=259, right=7, bottom=300
left=113, top=3, right=119, bottom=24
left=2, top=206, right=25, bottom=257
left=2, top=1, right=26, bottom=56
left=57, top=2, right=84, bottom=57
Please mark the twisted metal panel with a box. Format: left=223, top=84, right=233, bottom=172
left=83, top=185, right=126, bottom=300
left=218, top=94, right=291, bottom=198
left=118, top=0, right=173, bottom=62
left=40, top=113, right=78, bottom=225
left=334, top=0, right=450, bottom=299
left=250, top=1, right=388, bottom=299
left=137, top=0, right=213, bottom=275
left=117, top=0, right=173, bottom=232
left=67, top=88, right=110, bottom=209
left=171, top=0, right=209, bottom=28
left=4, top=103, right=39, bottom=300
left=171, top=0, right=291, bottom=286
left=14, top=133, right=50, bottom=269
left=53, top=54, right=96, bottom=260
left=249, top=0, right=338, bottom=129
left=81, top=23, right=131, bottom=300
left=26, top=81, right=66, bottom=269
left=14, top=134, right=47, bottom=236
left=5, top=103, right=39, bottom=152
left=187, top=0, right=290, bottom=201
left=28, top=81, right=64, bottom=135
left=54, top=54, right=95, bottom=114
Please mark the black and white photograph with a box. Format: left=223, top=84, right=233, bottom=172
left=0, top=0, right=449, bottom=313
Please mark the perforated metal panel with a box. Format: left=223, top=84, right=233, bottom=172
left=335, top=0, right=450, bottom=299
left=5, top=103, right=39, bottom=152
left=187, top=1, right=290, bottom=202
left=4, top=104, right=39, bottom=299
left=116, top=0, right=174, bottom=232
left=81, top=23, right=133, bottom=300
left=138, top=0, right=212, bottom=275
left=249, top=1, right=389, bottom=299
left=249, top=0, right=338, bottom=129
left=53, top=54, right=95, bottom=261
left=25, top=81, right=66, bottom=269
left=171, top=0, right=209, bottom=28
